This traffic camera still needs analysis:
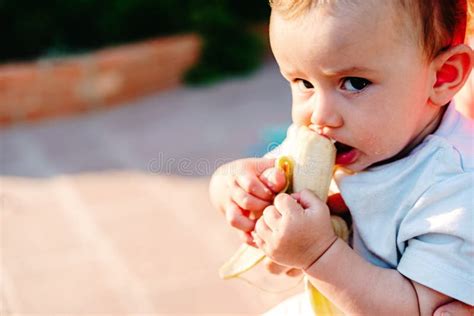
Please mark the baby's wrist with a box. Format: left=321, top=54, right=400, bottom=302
left=303, top=235, right=338, bottom=272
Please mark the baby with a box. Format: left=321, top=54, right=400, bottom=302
left=209, top=0, right=473, bottom=314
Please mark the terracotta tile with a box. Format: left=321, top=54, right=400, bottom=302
left=1, top=173, right=299, bottom=314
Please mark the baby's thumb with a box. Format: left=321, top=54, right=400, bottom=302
left=260, top=167, right=287, bottom=193
left=433, top=301, right=473, bottom=316
left=254, top=158, right=276, bottom=175
left=292, top=189, right=325, bottom=210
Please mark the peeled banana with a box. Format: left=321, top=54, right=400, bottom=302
left=219, top=125, right=350, bottom=315
left=290, top=125, right=335, bottom=202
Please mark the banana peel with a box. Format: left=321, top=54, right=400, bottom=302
left=218, top=243, right=265, bottom=280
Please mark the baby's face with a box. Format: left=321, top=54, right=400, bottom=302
left=270, top=2, right=440, bottom=172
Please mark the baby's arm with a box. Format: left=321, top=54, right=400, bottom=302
left=304, top=237, right=452, bottom=315
left=253, top=190, right=454, bottom=315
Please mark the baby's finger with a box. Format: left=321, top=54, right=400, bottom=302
left=235, top=173, right=274, bottom=202
left=262, top=205, right=282, bottom=231
left=286, top=268, right=303, bottom=277
left=434, top=301, right=473, bottom=316
left=225, top=201, right=255, bottom=232
left=274, top=192, right=304, bottom=216
left=230, top=180, right=271, bottom=212
left=290, top=192, right=301, bottom=203
left=238, top=230, right=257, bottom=247
left=263, top=257, right=288, bottom=275
left=254, top=157, right=277, bottom=176
left=294, top=189, right=325, bottom=210
left=251, top=231, right=266, bottom=249
left=260, top=167, right=287, bottom=194
left=255, top=217, right=273, bottom=240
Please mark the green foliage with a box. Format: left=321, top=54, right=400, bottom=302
left=0, top=0, right=269, bottom=84
left=185, top=0, right=267, bottom=84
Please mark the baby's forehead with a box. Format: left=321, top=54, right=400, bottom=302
left=272, top=0, right=420, bottom=51
left=270, top=0, right=425, bottom=74
left=272, top=0, right=418, bottom=39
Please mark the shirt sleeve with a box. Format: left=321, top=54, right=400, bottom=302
left=397, top=172, right=474, bottom=305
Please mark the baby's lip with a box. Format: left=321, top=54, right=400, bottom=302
left=335, top=142, right=359, bottom=165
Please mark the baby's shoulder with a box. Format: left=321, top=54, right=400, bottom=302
left=425, top=104, right=474, bottom=171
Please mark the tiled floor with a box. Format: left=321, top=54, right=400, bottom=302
left=0, top=61, right=303, bottom=315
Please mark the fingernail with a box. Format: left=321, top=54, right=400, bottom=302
left=262, top=186, right=272, bottom=196
left=271, top=173, right=282, bottom=189
left=261, top=169, right=276, bottom=189
left=440, top=312, right=451, bottom=316
left=267, top=168, right=277, bottom=181
left=260, top=169, right=270, bottom=181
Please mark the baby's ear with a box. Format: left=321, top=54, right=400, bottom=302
left=429, top=44, right=473, bottom=106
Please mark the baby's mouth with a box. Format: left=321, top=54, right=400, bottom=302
left=335, top=141, right=358, bottom=165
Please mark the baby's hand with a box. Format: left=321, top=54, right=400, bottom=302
left=253, top=189, right=337, bottom=270
left=263, top=257, right=303, bottom=278
left=262, top=192, right=350, bottom=277
left=209, top=158, right=287, bottom=245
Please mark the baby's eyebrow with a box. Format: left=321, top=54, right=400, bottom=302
left=279, top=66, right=376, bottom=79
left=323, top=66, right=375, bottom=76
left=279, top=68, right=299, bottom=78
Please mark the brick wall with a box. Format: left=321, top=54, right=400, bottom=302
left=0, top=34, right=202, bottom=125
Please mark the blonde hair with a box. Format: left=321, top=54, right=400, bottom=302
left=268, top=0, right=313, bottom=19
left=269, top=0, right=470, bottom=60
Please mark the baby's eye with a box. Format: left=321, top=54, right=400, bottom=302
left=296, top=79, right=314, bottom=91
left=341, top=77, right=371, bottom=92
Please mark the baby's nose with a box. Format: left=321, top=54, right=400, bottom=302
left=309, top=95, right=343, bottom=128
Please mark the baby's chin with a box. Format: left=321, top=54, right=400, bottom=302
left=357, top=153, right=401, bottom=171
left=338, top=160, right=377, bottom=173
left=335, top=141, right=401, bottom=172
left=336, top=161, right=365, bottom=173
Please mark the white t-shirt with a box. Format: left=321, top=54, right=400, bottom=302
left=337, top=103, right=474, bottom=304
left=266, top=103, right=474, bottom=304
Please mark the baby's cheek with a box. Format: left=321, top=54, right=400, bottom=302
left=365, top=143, right=401, bottom=167
left=361, top=133, right=389, bottom=156
left=291, top=104, right=310, bottom=126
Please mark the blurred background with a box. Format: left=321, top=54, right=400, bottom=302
left=0, top=0, right=301, bottom=315
left=1, top=1, right=472, bottom=315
